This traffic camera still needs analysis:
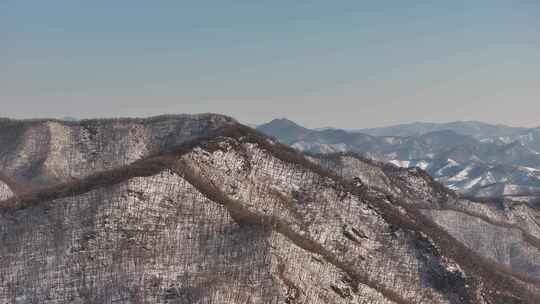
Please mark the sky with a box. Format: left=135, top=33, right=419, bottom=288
left=1, top=1, right=539, bottom=128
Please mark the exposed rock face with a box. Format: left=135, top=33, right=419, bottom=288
left=0, top=118, right=539, bottom=303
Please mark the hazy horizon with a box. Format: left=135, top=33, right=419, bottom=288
left=0, top=113, right=536, bottom=131
left=2, top=1, right=539, bottom=129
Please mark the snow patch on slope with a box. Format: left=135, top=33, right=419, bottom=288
left=436, top=159, right=460, bottom=176
left=463, top=176, right=483, bottom=189
left=448, top=166, right=473, bottom=182
left=520, top=166, right=540, bottom=173
left=390, top=160, right=411, bottom=168
left=0, top=181, right=13, bottom=201
left=389, top=159, right=429, bottom=170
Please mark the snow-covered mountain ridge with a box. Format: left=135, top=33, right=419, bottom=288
left=1, top=115, right=539, bottom=303
left=258, top=119, right=540, bottom=200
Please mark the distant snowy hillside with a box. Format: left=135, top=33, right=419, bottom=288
left=258, top=119, right=540, bottom=200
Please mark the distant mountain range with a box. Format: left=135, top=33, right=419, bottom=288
left=258, top=118, right=540, bottom=200
left=356, top=121, right=530, bottom=139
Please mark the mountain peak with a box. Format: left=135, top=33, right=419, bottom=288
left=256, top=118, right=311, bottom=144
left=264, top=117, right=303, bottom=128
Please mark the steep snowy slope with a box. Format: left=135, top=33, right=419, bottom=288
left=1, top=122, right=539, bottom=303
left=315, top=152, right=540, bottom=282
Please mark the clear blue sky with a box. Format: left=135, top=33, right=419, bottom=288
left=1, top=1, right=539, bottom=128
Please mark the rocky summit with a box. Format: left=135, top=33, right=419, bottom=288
left=1, top=115, right=539, bottom=303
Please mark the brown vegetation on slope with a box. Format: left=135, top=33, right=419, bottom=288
left=1, top=123, right=539, bottom=303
